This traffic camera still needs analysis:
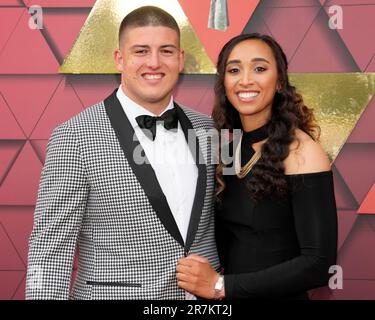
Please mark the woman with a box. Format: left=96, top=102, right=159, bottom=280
left=176, top=33, right=338, bottom=300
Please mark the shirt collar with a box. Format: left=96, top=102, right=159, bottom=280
left=116, top=86, right=174, bottom=130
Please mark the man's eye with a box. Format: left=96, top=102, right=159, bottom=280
left=160, top=49, right=175, bottom=56
left=134, top=50, right=148, bottom=55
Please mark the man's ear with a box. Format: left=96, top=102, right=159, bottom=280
left=179, top=49, right=185, bottom=73
left=114, top=48, right=123, bottom=72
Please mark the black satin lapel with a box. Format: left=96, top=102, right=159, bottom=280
left=175, top=104, right=207, bottom=252
left=104, top=90, right=184, bottom=247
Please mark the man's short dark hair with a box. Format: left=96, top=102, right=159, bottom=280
left=119, top=6, right=180, bottom=46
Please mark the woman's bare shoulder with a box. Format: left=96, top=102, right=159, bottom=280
left=284, top=129, right=331, bottom=175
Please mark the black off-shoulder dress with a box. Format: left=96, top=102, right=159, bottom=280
left=216, top=125, right=338, bottom=299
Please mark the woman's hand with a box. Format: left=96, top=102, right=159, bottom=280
left=176, top=253, right=221, bottom=299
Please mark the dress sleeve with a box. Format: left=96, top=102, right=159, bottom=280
left=224, top=171, right=338, bottom=299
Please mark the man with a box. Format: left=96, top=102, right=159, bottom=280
left=26, top=6, right=219, bottom=300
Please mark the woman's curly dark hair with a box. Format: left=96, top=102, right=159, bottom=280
left=213, top=33, right=320, bottom=201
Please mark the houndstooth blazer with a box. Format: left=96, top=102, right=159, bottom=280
left=26, top=90, right=220, bottom=300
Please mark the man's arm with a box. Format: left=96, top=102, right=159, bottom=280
left=26, top=123, right=89, bottom=299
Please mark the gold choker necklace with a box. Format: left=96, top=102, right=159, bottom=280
left=235, top=133, right=262, bottom=179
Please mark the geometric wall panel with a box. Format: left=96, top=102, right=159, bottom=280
left=178, top=0, right=260, bottom=65
left=325, top=0, right=375, bottom=6
left=337, top=210, right=357, bottom=250
left=0, top=222, right=25, bottom=270
left=29, top=140, right=48, bottom=164
left=261, top=5, right=321, bottom=61
left=174, top=75, right=214, bottom=116
left=263, top=0, right=322, bottom=6
left=0, top=206, right=34, bottom=266
left=0, top=8, right=24, bottom=53
left=0, top=271, right=26, bottom=300
left=367, top=56, right=375, bottom=72
left=0, top=142, right=42, bottom=205
left=347, top=94, right=375, bottom=143
left=195, top=86, right=216, bottom=118
left=0, top=1, right=23, bottom=6
left=368, top=217, right=375, bottom=234
left=325, top=0, right=360, bottom=4
left=335, top=144, right=375, bottom=206
left=68, top=74, right=119, bottom=107
left=11, top=274, right=26, bottom=300
left=40, top=8, right=91, bottom=63
left=358, top=184, right=375, bottom=215
left=11, top=272, right=26, bottom=300
left=30, top=79, right=84, bottom=139
left=0, top=76, right=62, bottom=137
left=241, top=1, right=363, bottom=73
left=0, top=93, right=25, bottom=139
left=0, top=9, right=60, bottom=74
left=332, top=166, right=358, bottom=210
left=337, top=217, right=375, bottom=280
left=242, top=4, right=273, bottom=38
left=0, top=141, right=24, bottom=186
left=332, top=279, right=375, bottom=300
left=289, top=8, right=360, bottom=72
left=24, top=0, right=96, bottom=7
left=325, top=4, right=375, bottom=72
left=309, top=286, right=335, bottom=300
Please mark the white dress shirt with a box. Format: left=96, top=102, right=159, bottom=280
left=116, top=87, right=198, bottom=299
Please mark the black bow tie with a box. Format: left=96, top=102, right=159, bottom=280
left=135, top=108, right=178, bottom=141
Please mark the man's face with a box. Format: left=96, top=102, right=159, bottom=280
left=115, top=26, right=184, bottom=113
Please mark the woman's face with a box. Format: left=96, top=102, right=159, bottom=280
left=224, top=39, right=279, bottom=124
